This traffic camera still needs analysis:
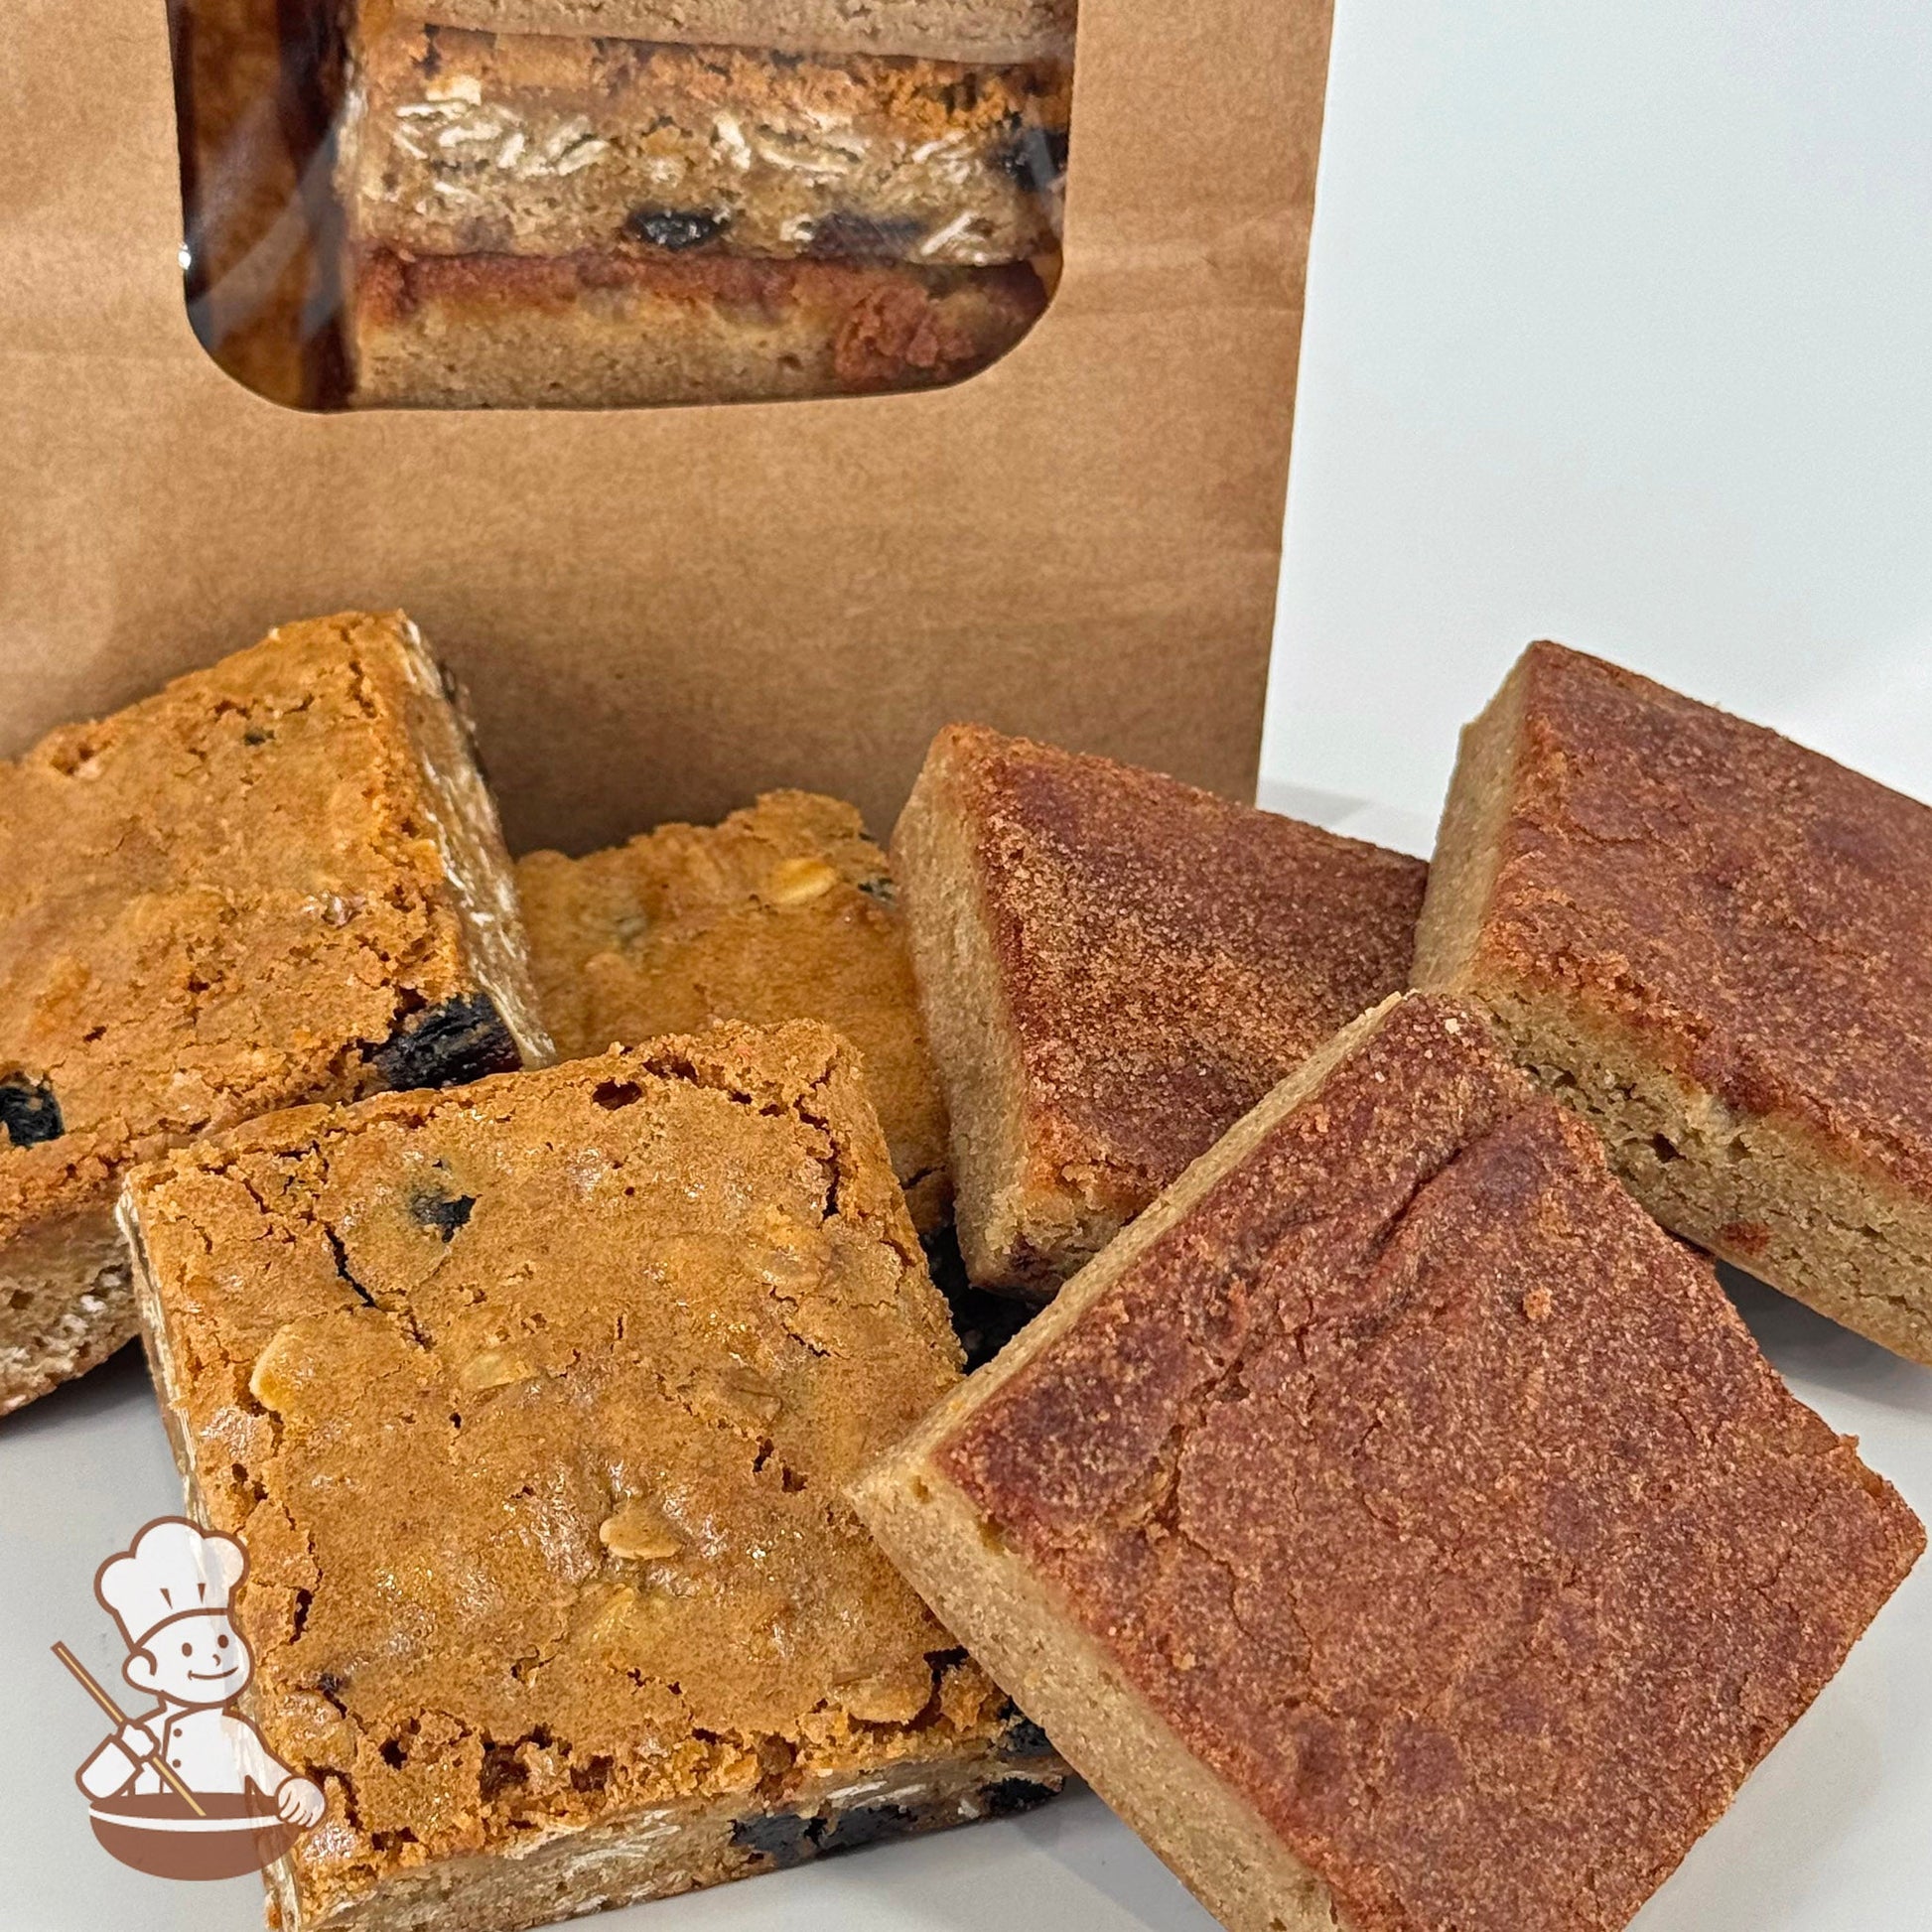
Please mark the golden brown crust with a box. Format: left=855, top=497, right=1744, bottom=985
left=124, top=1023, right=1055, bottom=1926
left=922, top=993, right=1922, bottom=1932
left=0, top=613, right=545, bottom=1413
left=1434, top=640, right=1932, bottom=1196
left=893, top=724, right=1427, bottom=1288
left=516, top=790, right=951, bottom=1230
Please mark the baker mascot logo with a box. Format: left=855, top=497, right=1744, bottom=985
left=59, top=1517, right=324, bottom=1881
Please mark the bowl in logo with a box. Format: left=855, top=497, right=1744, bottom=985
left=88, top=1791, right=301, bottom=1880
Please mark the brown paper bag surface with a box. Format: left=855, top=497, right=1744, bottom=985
left=0, top=0, right=1333, bottom=854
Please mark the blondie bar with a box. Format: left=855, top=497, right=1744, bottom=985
left=855, top=993, right=1923, bottom=1932
left=1415, top=639, right=1932, bottom=1363
left=346, top=247, right=1044, bottom=406
left=395, top=0, right=1078, bottom=66
left=123, top=1024, right=1062, bottom=1932
left=345, top=22, right=1069, bottom=266
left=0, top=613, right=547, bottom=1416
left=893, top=725, right=1427, bottom=1293
left=516, top=791, right=950, bottom=1231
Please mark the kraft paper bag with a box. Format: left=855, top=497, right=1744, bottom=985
left=0, top=0, right=1334, bottom=854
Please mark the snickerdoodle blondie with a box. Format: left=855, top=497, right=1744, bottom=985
left=1416, top=639, right=1932, bottom=1363
left=892, top=725, right=1426, bottom=1293
left=856, top=993, right=1921, bottom=1932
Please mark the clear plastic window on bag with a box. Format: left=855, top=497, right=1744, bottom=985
left=170, top=2, right=1075, bottom=410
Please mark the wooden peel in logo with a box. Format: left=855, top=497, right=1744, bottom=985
left=52, top=1643, right=207, bottom=1814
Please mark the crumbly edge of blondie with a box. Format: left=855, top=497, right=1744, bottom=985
left=266, top=1744, right=1058, bottom=1931
left=0, top=1206, right=135, bottom=1416
left=385, top=617, right=554, bottom=1075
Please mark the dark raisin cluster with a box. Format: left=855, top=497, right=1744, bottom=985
left=624, top=208, right=730, bottom=251
left=371, top=995, right=522, bottom=1094
left=731, top=1776, right=1054, bottom=1871
left=0, top=1078, right=63, bottom=1148
left=408, top=1189, right=476, bottom=1241
left=995, top=124, right=1070, bottom=194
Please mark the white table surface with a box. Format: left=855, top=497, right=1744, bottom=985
left=8, top=0, right=1932, bottom=1924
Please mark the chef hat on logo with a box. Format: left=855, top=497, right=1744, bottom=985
left=95, top=1518, right=247, bottom=1651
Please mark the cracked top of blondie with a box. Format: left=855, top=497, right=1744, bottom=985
left=517, top=790, right=950, bottom=1230
left=122, top=1022, right=995, bottom=1926
left=934, top=993, right=1923, bottom=1932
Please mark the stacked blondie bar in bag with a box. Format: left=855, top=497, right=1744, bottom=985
left=174, top=0, right=1075, bottom=407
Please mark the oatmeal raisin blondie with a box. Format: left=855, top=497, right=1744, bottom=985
left=344, top=22, right=1069, bottom=266
left=517, top=791, right=950, bottom=1231
left=0, top=613, right=548, bottom=1417
left=123, top=1023, right=1062, bottom=1932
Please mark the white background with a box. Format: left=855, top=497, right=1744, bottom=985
left=6, top=3, right=1932, bottom=1927
left=1264, top=0, right=1932, bottom=846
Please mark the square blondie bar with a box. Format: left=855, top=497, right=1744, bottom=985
left=516, top=790, right=950, bottom=1231
left=893, top=724, right=1427, bottom=1293
left=1414, top=639, right=1932, bottom=1363
left=123, top=1023, right=1061, bottom=1932
left=0, top=613, right=548, bottom=1416
left=855, top=993, right=1922, bottom=1932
